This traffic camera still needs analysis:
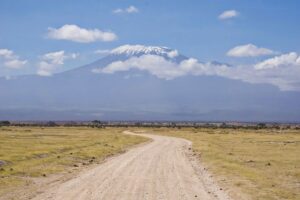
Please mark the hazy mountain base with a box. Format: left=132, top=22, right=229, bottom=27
left=1, top=49, right=300, bottom=122
left=1, top=107, right=300, bottom=122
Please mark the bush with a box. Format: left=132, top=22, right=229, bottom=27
left=0, top=121, right=10, bottom=126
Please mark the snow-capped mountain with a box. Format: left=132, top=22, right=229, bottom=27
left=0, top=45, right=300, bottom=121
left=108, top=45, right=185, bottom=61
left=64, top=45, right=187, bottom=76
left=111, top=45, right=176, bottom=56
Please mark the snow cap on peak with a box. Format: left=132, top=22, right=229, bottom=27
left=110, top=44, right=179, bottom=58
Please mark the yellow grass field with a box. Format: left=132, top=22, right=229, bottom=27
left=1, top=126, right=299, bottom=200
left=146, top=127, right=300, bottom=200
left=0, top=127, right=148, bottom=197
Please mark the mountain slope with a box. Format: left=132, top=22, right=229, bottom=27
left=1, top=45, right=300, bottom=121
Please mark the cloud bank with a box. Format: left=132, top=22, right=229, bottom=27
left=255, top=52, right=300, bottom=69
left=227, top=44, right=276, bottom=57
left=0, top=49, right=27, bottom=69
left=47, top=24, right=117, bottom=43
left=37, top=51, right=78, bottom=76
left=93, top=52, right=300, bottom=91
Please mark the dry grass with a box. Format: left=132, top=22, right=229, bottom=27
left=0, top=127, right=148, bottom=196
left=148, top=127, right=300, bottom=200
left=1, top=126, right=299, bottom=200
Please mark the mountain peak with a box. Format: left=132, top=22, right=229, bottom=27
left=110, top=44, right=179, bottom=58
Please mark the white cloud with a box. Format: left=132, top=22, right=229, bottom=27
left=37, top=51, right=78, bottom=76
left=224, top=52, right=300, bottom=91
left=126, top=6, right=139, bottom=13
left=0, top=48, right=27, bottom=69
left=227, top=44, right=276, bottom=57
left=113, top=6, right=139, bottom=14
left=219, top=10, right=239, bottom=20
left=93, top=54, right=228, bottom=80
left=0, top=49, right=14, bottom=59
left=113, top=8, right=123, bottom=14
left=254, top=52, right=299, bottom=69
left=42, top=51, right=66, bottom=65
left=37, top=61, right=54, bottom=76
left=93, top=51, right=300, bottom=91
left=47, top=24, right=117, bottom=43
left=167, top=50, right=179, bottom=58
left=4, top=59, right=27, bottom=69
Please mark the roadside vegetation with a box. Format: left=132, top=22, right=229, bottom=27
left=148, top=127, right=300, bottom=200
left=0, top=127, right=148, bottom=197
left=1, top=123, right=299, bottom=200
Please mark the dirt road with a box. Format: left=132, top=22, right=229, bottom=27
left=32, top=131, right=230, bottom=200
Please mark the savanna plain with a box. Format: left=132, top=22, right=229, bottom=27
left=0, top=126, right=299, bottom=200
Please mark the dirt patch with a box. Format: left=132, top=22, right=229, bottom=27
left=28, top=131, right=230, bottom=200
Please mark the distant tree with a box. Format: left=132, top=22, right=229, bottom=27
left=171, top=122, right=176, bottom=128
left=134, top=122, right=142, bottom=127
left=220, top=122, right=227, bottom=128
left=205, top=123, right=211, bottom=127
left=64, top=121, right=77, bottom=127
left=92, top=120, right=102, bottom=124
left=91, top=120, right=104, bottom=128
left=272, top=124, right=280, bottom=130
left=0, top=121, right=10, bottom=126
left=257, top=123, right=266, bottom=129
left=46, top=121, right=57, bottom=127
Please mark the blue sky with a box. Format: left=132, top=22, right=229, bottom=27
left=0, top=0, right=300, bottom=76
